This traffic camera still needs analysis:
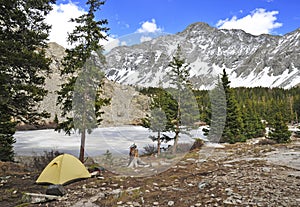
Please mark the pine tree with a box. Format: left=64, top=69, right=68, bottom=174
left=53, top=113, right=59, bottom=125
left=206, top=78, right=227, bottom=142
left=167, top=45, right=198, bottom=153
left=194, top=89, right=210, bottom=124
left=221, top=69, right=244, bottom=143
left=0, top=105, right=16, bottom=162
left=147, top=108, right=167, bottom=156
left=56, top=0, right=110, bottom=162
left=0, top=0, right=55, bottom=161
left=293, top=94, right=300, bottom=124
left=142, top=87, right=177, bottom=155
left=269, top=112, right=291, bottom=143
left=103, top=149, right=113, bottom=166
left=241, top=101, right=265, bottom=139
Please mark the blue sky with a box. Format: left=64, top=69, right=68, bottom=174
left=47, top=0, right=300, bottom=48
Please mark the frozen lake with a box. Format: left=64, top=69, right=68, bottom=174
left=14, top=126, right=206, bottom=157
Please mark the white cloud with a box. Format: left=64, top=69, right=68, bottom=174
left=45, top=2, right=86, bottom=48
left=101, top=37, right=120, bottom=52
left=137, top=19, right=162, bottom=33
left=216, top=8, right=282, bottom=35
left=140, top=36, right=152, bottom=42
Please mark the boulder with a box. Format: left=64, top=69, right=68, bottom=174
left=46, top=184, right=66, bottom=196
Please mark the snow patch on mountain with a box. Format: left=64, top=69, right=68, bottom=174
left=230, top=66, right=300, bottom=88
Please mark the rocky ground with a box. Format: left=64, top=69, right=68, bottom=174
left=1, top=137, right=299, bottom=207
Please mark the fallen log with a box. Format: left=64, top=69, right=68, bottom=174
left=23, top=193, right=60, bottom=204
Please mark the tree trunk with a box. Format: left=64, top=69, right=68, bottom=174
left=173, top=94, right=181, bottom=154
left=173, top=130, right=179, bottom=154
left=79, top=129, right=86, bottom=163
left=157, top=131, right=161, bottom=156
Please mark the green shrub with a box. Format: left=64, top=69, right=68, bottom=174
left=142, top=144, right=157, bottom=156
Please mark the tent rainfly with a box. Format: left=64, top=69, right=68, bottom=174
left=36, top=154, right=91, bottom=185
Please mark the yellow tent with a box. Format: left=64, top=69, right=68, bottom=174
left=36, top=154, right=91, bottom=185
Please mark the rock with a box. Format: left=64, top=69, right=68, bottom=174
left=111, top=189, right=122, bottom=195
left=223, top=164, right=234, bottom=168
left=161, top=187, right=167, bottom=191
left=225, top=188, right=233, bottom=196
left=159, top=161, right=171, bottom=166
left=94, top=192, right=105, bottom=199
left=196, top=159, right=207, bottom=163
left=235, top=199, right=242, bottom=204
left=126, top=187, right=141, bottom=193
left=186, top=158, right=197, bottom=162
left=153, top=201, right=159, bottom=205
left=233, top=193, right=242, bottom=200
left=90, top=171, right=101, bottom=178
left=72, top=200, right=100, bottom=207
left=168, top=201, right=175, bottom=206
left=154, top=186, right=160, bottom=190
left=46, top=185, right=66, bottom=196
left=223, top=197, right=235, bottom=205
left=171, top=187, right=185, bottom=191
left=198, top=181, right=208, bottom=190
left=133, top=201, right=141, bottom=206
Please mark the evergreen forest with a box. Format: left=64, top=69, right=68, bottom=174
left=140, top=79, right=299, bottom=144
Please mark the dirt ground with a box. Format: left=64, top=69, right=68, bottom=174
left=1, top=137, right=299, bottom=207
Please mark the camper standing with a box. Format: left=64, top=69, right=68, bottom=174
left=128, top=143, right=138, bottom=168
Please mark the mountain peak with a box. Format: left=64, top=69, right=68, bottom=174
left=104, top=23, right=300, bottom=89
left=182, top=22, right=216, bottom=33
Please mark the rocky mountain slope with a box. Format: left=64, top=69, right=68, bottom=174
left=39, top=42, right=149, bottom=126
left=104, top=22, right=300, bottom=89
